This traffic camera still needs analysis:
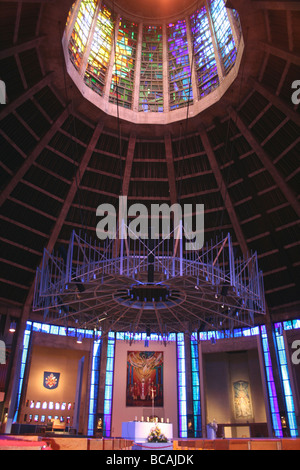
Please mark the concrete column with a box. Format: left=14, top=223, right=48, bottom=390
left=162, top=23, right=169, bottom=112
left=185, top=15, right=198, bottom=103
left=132, top=22, right=143, bottom=112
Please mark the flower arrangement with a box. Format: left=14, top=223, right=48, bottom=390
left=147, top=425, right=168, bottom=443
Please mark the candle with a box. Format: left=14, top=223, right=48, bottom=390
left=141, top=416, right=144, bottom=422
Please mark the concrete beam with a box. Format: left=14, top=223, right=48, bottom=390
left=229, top=106, right=300, bottom=219
left=22, top=120, right=104, bottom=313
left=0, top=36, right=45, bottom=60
left=0, top=105, right=70, bottom=207
left=164, top=132, right=178, bottom=206
left=0, top=72, right=53, bottom=121
left=253, top=2, right=300, bottom=10
left=248, top=77, right=300, bottom=128
left=199, top=123, right=249, bottom=256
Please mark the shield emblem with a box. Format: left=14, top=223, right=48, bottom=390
left=43, top=371, right=60, bottom=390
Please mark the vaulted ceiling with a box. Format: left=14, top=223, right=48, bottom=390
left=0, top=0, right=299, bottom=323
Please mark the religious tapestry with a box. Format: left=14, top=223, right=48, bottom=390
left=43, top=372, right=60, bottom=390
left=126, top=351, right=163, bottom=407
left=233, top=380, right=253, bottom=419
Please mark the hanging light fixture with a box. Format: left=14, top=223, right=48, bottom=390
left=33, top=228, right=266, bottom=337
left=76, top=334, right=83, bottom=344
left=9, top=321, right=16, bottom=333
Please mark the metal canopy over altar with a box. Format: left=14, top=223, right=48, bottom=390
left=33, top=222, right=266, bottom=338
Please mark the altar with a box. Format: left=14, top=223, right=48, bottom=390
left=121, top=421, right=173, bottom=443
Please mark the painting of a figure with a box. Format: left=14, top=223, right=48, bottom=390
left=126, top=351, right=163, bottom=407
left=233, top=380, right=253, bottom=419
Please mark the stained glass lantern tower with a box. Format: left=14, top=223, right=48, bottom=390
left=63, top=0, right=243, bottom=124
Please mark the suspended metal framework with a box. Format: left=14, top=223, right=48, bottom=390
left=33, top=224, right=266, bottom=338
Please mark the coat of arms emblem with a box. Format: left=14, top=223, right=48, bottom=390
left=43, top=372, right=60, bottom=389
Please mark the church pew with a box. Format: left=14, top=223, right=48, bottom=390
left=250, top=439, right=281, bottom=450
left=281, top=439, right=300, bottom=450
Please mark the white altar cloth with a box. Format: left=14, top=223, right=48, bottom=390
left=122, top=421, right=173, bottom=443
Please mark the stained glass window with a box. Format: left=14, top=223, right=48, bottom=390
left=66, top=1, right=76, bottom=27
left=88, top=337, right=102, bottom=436
left=84, top=4, right=114, bottom=96
left=66, top=0, right=242, bottom=120
left=109, top=19, right=138, bottom=109
left=232, top=8, right=242, bottom=40
left=167, top=20, right=193, bottom=111
left=139, top=25, right=164, bottom=112
left=13, top=321, right=32, bottom=422
left=190, top=6, right=219, bottom=98
left=274, top=323, right=298, bottom=437
left=103, top=331, right=115, bottom=437
left=69, top=0, right=97, bottom=70
left=210, top=0, right=237, bottom=75
left=177, top=333, right=187, bottom=437
left=260, top=325, right=283, bottom=437
left=191, top=335, right=202, bottom=437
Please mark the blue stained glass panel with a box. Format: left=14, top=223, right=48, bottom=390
left=88, top=337, right=101, bottom=436
left=103, top=333, right=115, bottom=437
left=167, top=20, right=193, bottom=110
left=274, top=324, right=298, bottom=436
left=177, top=333, right=188, bottom=437
left=190, top=6, right=219, bottom=98
left=260, top=325, right=283, bottom=437
left=210, top=0, right=237, bottom=74
left=191, top=336, right=202, bottom=436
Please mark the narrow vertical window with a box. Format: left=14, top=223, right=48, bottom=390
left=103, top=331, right=115, bottom=437
left=167, top=20, right=193, bottom=110
left=177, top=333, right=187, bottom=437
left=190, top=6, right=219, bottom=98
left=191, top=334, right=202, bottom=437
left=210, top=0, right=237, bottom=75
left=69, top=0, right=97, bottom=70
left=87, top=335, right=102, bottom=436
left=139, top=25, right=164, bottom=112
left=13, top=322, right=32, bottom=422
left=84, top=4, right=114, bottom=95
left=109, top=19, right=138, bottom=109
left=274, top=323, right=298, bottom=437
